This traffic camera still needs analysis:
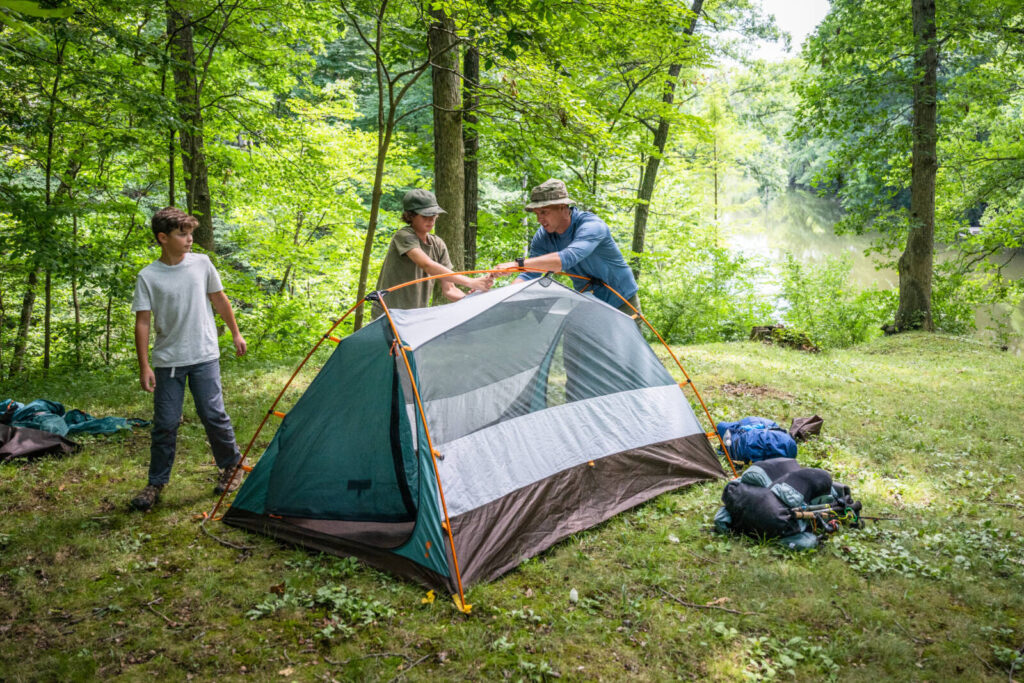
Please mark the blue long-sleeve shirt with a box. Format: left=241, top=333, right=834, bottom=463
left=521, top=207, right=638, bottom=306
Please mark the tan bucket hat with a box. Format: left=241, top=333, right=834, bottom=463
left=525, top=178, right=576, bottom=211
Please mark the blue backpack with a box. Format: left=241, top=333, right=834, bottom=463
left=716, top=417, right=797, bottom=463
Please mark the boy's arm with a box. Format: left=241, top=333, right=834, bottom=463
left=405, top=247, right=493, bottom=292
left=440, top=279, right=466, bottom=303
left=208, top=290, right=247, bottom=356
left=135, top=311, right=156, bottom=392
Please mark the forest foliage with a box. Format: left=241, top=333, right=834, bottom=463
left=1, top=0, right=1022, bottom=376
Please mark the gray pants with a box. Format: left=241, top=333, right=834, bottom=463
left=149, top=359, right=240, bottom=486
left=616, top=293, right=642, bottom=316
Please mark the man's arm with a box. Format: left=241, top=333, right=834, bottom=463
left=405, top=247, right=493, bottom=293
left=495, top=251, right=563, bottom=274
left=134, top=311, right=155, bottom=392
left=208, top=290, right=247, bottom=356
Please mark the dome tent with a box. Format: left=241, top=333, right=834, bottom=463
left=220, top=275, right=729, bottom=608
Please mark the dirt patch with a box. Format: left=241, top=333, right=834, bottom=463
left=718, top=382, right=794, bottom=401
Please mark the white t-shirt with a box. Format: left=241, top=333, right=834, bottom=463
left=131, top=253, right=223, bottom=368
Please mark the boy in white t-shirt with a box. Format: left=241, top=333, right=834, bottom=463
left=129, top=207, right=247, bottom=511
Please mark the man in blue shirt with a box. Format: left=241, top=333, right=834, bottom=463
left=496, top=179, right=640, bottom=315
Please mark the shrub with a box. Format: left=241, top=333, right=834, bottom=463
left=640, top=240, right=771, bottom=344
left=778, top=254, right=891, bottom=349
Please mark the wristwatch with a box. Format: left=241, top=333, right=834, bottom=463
left=515, top=257, right=525, bottom=268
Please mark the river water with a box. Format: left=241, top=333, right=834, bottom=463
left=719, top=188, right=1024, bottom=354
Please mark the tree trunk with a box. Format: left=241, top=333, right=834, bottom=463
left=168, top=128, right=176, bottom=206
left=630, top=0, right=703, bottom=280
left=167, top=4, right=215, bottom=250
left=0, top=271, right=6, bottom=371
left=9, top=270, right=38, bottom=378
left=429, top=8, right=465, bottom=271
left=712, top=136, right=719, bottom=223
left=462, top=43, right=479, bottom=271
left=353, top=125, right=395, bottom=331
left=44, top=270, right=51, bottom=371
left=72, top=212, right=81, bottom=365
left=896, top=0, right=938, bottom=332
left=279, top=211, right=304, bottom=295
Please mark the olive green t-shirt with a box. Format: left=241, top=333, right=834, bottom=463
left=371, top=226, right=453, bottom=319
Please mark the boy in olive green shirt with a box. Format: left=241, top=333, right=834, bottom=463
left=371, top=189, right=492, bottom=319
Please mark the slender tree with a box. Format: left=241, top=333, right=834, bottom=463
left=339, top=0, right=456, bottom=330
left=462, top=42, right=480, bottom=270
left=630, top=0, right=703, bottom=280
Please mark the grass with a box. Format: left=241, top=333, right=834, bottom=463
left=1, top=333, right=1022, bottom=681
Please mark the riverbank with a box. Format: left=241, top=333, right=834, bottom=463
left=723, top=187, right=1024, bottom=354
left=2, top=333, right=1022, bottom=680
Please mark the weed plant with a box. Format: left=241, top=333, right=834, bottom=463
left=1, top=334, right=1022, bottom=680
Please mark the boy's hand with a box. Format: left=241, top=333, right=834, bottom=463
left=233, top=333, right=247, bottom=357
left=140, top=367, right=156, bottom=393
left=469, top=274, right=494, bottom=292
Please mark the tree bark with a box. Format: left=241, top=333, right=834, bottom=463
left=462, top=43, right=480, bottom=271
left=896, top=0, right=938, bottom=331
left=429, top=8, right=465, bottom=271
left=630, top=0, right=703, bottom=280
left=167, top=4, right=215, bottom=250
left=72, top=213, right=80, bottom=365
left=168, top=128, right=176, bottom=206
left=0, top=271, right=6, bottom=371
left=9, top=270, right=37, bottom=378
left=44, top=270, right=51, bottom=371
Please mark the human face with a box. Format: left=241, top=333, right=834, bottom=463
left=157, top=226, right=194, bottom=264
left=409, top=212, right=437, bottom=238
left=532, top=204, right=571, bottom=234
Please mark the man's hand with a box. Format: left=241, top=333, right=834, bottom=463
left=495, top=261, right=520, bottom=271
left=140, top=366, right=156, bottom=393
left=233, top=332, right=247, bottom=356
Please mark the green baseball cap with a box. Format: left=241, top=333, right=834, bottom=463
left=402, top=189, right=446, bottom=216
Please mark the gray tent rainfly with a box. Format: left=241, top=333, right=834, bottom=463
left=220, top=276, right=730, bottom=610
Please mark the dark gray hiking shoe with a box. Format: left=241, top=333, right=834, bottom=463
left=130, top=484, right=163, bottom=511
left=214, top=465, right=243, bottom=495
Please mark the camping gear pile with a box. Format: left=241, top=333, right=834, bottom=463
left=714, top=415, right=862, bottom=549
left=1, top=399, right=148, bottom=463
left=221, top=278, right=728, bottom=605
left=714, top=457, right=861, bottom=550
left=1, top=399, right=148, bottom=437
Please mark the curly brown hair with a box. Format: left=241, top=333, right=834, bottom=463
left=151, top=207, right=198, bottom=240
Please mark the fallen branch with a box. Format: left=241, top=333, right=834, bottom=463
left=324, top=652, right=406, bottom=667
left=388, top=653, right=432, bottom=683
left=657, top=587, right=760, bottom=616
left=199, top=520, right=255, bottom=551
left=968, top=646, right=1000, bottom=675
left=144, top=598, right=179, bottom=627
